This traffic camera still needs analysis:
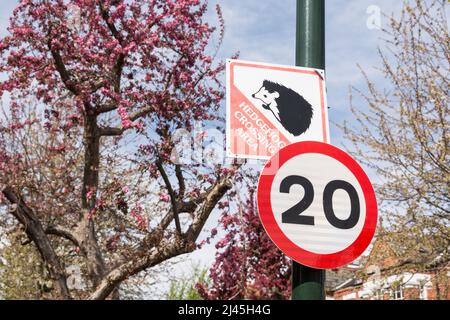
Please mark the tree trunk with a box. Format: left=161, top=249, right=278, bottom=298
left=79, top=114, right=109, bottom=291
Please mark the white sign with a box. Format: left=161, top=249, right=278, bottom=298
left=226, top=59, right=329, bottom=159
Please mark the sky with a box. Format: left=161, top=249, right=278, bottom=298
left=205, top=0, right=405, bottom=144
left=0, top=0, right=418, bottom=297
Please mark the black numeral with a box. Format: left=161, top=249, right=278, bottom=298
left=279, top=175, right=314, bottom=225
left=279, top=176, right=360, bottom=229
left=323, top=180, right=360, bottom=229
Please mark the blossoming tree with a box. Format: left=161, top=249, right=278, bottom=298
left=197, top=190, right=291, bottom=300
left=0, top=0, right=238, bottom=299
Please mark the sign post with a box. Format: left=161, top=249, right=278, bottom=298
left=293, top=0, right=326, bottom=300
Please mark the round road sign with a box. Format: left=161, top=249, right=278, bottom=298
left=257, top=141, right=377, bottom=269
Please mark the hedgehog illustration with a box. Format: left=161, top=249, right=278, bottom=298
left=252, top=80, right=313, bottom=137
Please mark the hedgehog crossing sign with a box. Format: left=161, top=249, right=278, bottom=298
left=226, top=59, right=329, bottom=159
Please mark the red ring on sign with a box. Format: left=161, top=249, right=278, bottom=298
left=257, top=141, right=378, bottom=269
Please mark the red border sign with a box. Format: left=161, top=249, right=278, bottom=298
left=257, top=141, right=378, bottom=269
left=226, top=59, right=329, bottom=159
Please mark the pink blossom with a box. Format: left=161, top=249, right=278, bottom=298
left=48, top=144, right=66, bottom=153
left=159, top=193, right=170, bottom=202
left=86, top=188, right=96, bottom=201
left=220, top=167, right=235, bottom=175
left=200, top=191, right=291, bottom=300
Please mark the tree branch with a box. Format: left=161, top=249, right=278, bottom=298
left=45, top=224, right=81, bottom=248
left=1, top=186, right=72, bottom=299
left=175, top=165, right=185, bottom=200
left=97, top=102, right=119, bottom=114
left=98, top=1, right=124, bottom=45
left=98, top=126, right=124, bottom=137
left=155, top=159, right=182, bottom=237
left=88, top=237, right=192, bottom=300
left=186, top=176, right=232, bottom=241
left=97, top=101, right=156, bottom=135
left=99, top=1, right=125, bottom=89
left=129, top=105, right=154, bottom=122
left=88, top=171, right=234, bottom=300
left=49, top=45, right=79, bottom=96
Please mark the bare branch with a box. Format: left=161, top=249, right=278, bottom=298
left=88, top=238, right=192, bottom=300
left=98, top=127, right=124, bottom=137
left=45, top=224, right=81, bottom=248
left=155, top=159, right=182, bottom=237
left=186, top=175, right=233, bottom=241
left=175, top=165, right=185, bottom=200
left=97, top=102, right=118, bottom=114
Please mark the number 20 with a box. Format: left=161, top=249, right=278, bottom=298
left=280, top=175, right=360, bottom=229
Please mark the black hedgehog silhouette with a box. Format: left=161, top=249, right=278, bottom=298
left=252, top=80, right=313, bottom=136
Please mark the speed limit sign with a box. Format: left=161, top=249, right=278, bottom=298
left=257, top=141, right=377, bottom=269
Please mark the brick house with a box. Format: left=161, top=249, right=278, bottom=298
left=331, top=236, right=450, bottom=300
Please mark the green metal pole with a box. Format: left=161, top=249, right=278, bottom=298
left=296, top=0, right=325, bottom=69
left=292, top=0, right=326, bottom=300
